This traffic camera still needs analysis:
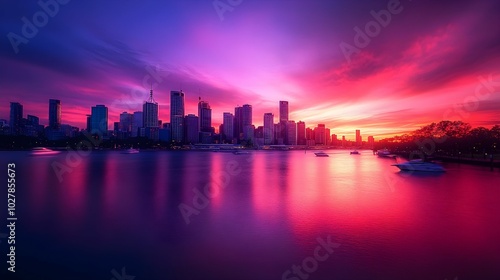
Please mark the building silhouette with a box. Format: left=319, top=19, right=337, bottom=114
left=184, top=114, right=199, bottom=144
left=287, top=120, right=297, bottom=145
left=9, top=102, right=23, bottom=136
left=242, top=104, right=253, bottom=141
left=297, top=121, right=306, bottom=145
left=315, top=124, right=326, bottom=145
left=263, top=113, right=274, bottom=145
left=170, top=90, right=185, bottom=143
left=198, top=99, right=212, bottom=133
left=234, top=106, right=242, bottom=141
left=223, top=112, right=234, bottom=143
left=90, top=105, right=108, bottom=135
left=356, top=130, right=362, bottom=146
left=49, top=99, right=61, bottom=129
left=279, top=101, right=288, bottom=143
left=143, top=87, right=159, bottom=141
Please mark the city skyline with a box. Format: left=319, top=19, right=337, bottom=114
left=1, top=1, right=499, bottom=139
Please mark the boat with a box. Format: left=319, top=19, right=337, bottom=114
left=392, top=159, right=445, bottom=172
left=377, top=149, right=395, bottom=158
left=314, top=151, right=329, bottom=157
left=233, top=151, right=250, bottom=155
left=30, top=147, right=61, bottom=156
left=350, top=150, right=360, bottom=155
left=122, top=148, right=139, bottom=154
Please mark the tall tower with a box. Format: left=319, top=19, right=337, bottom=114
left=263, top=113, right=274, bottom=145
left=143, top=86, right=159, bottom=141
left=9, top=102, right=23, bottom=135
left=143, top=86, right=159, bottom=128
left=49, top=99, right=61, bottom=129
left=170, top=90, right=185, bottom=143
left=279, top=101, right=289, bottom=143
left=198, top=98, right=212, bottom=133
left=234, top=106, right=242, bottom=140
left=90, top=105, right=108, bottom=135
left=356, top=129, right=361, bottom=146
left=297, top=121, right=306, bottom=145
left=242, top=104, right=253, bottom=140
left=223, top=112, right=234, bottom=143
left=279, top=101, right=289, bottom=122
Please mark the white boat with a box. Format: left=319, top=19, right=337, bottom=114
left=350, top=150, right=360, bottom=155
left=122, top=148, right=139, bottom=154
left=392, top=159, right=445, bottom=172
left=314, top=151, right=329, bottom=157
left=30, top=147, right=61, bottom=156
left=377, top=149, right=395, bottom=158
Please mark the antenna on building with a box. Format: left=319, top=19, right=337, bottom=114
left=148, top=81, right=156, bottom=103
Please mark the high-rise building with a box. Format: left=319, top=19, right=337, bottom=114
left=356, top=130, right=361, bottom=146
left=297, top=121, right=306, bottom=145
left=332, top=134, right=338, bottom=146
left=368, top=136, right=375, bottom=147
left=326, top=128, right=331, bottom=145
left=86, top=114, right=91, bottom=132
left=263, top=113, right=274, bottom=145
left=279, top=101, right=289, bottom=122
left=25, top=115, right=42, bottom=137
left=9, top=102, right=23, bottom=135
left=184, top=114, right=199, bottom=144
left=171, top=90, right=185, bottom=143
left=90, top=105, right=108, bottom=135
left=315, top=124, right=326, bottom=145
left=242, top=104, right=252, bottom=140
left=234, top=106, right=242, bottom=140
left=279, top=101, right=289, bottom=142
left=119, top=112, right=133, bottom=132
left=49, top=99, right=61, bottom=129
left=287, top=120, right=297, bottom=145
left=132, top=111, right=143, bottom=137
left=223, top=112, right=234, bottom=143
left=198, top=99, right=212, bottom=133
left=143, top=88, right=159, bottom=141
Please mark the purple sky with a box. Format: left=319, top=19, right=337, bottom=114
left=1, top=0, right=499, bottom=139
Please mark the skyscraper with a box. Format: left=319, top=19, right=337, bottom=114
left=119, top=112, right=133, bottom=138
left=143, top=87, right=159, bottom=141
left=9, top=102, right=23, bottom=135
left=279, top=101, right=289, bottom=122
left=90, top=105, right=108, bottom=135
left=234, top=106, right=242, bottom=140
left=223, top=112, right=234, bottom=143
left=287, top=120, right=297, bottom=145
left=198, top=99, right=212, bottom=133
left=279, top=101, right=289, bottom=142
left=49, top=99, right=61, bottom=129
left=297, top=121, right=306, bottom=145
left=356, top=130, right=361, bottom=146
left=184, top=114, right=199, bottom=144
left=242, top=104, right=253, bottom=140
left=132, top=111, right=143, bottom=137
left=263, top=113, right=274, bottom=145
left=315, top=124, right=326, bottom=145
left=170, top=90, right=185, bottom=143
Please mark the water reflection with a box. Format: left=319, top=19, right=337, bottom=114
left=2, top=150, right=500, bottom=279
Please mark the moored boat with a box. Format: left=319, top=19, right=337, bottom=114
left=30, top=147, right=61, bottom=156
left=392, top=159, right=445, bottom=172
